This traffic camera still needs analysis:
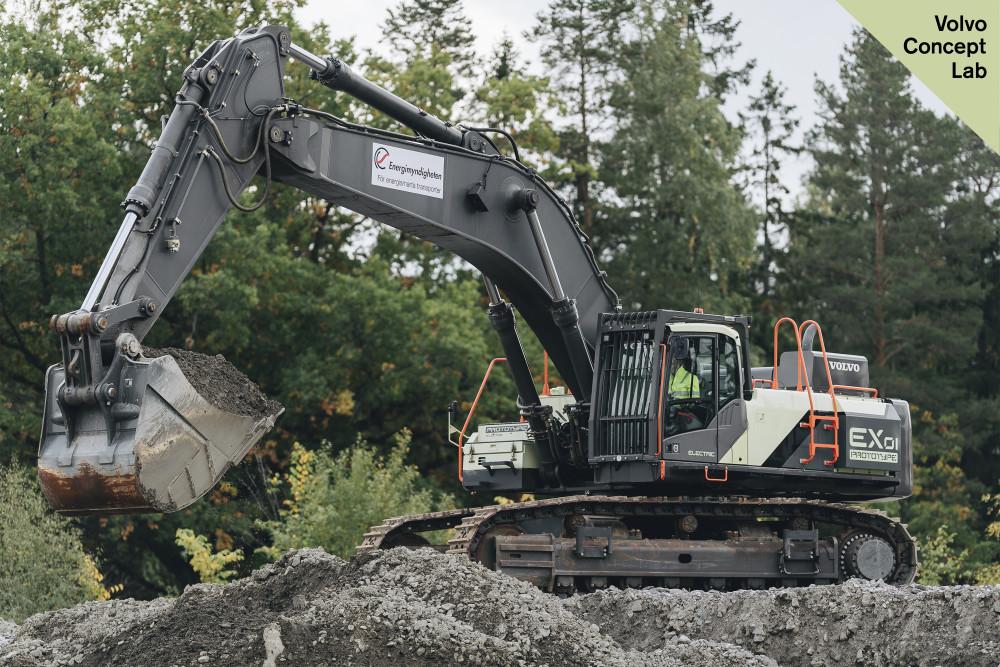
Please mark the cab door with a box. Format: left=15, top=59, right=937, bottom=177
left=661, top=334, right=718, bottom=462
left=660, top=332, right=748, bottom=463
left=716, top=334, right=749, bottom=464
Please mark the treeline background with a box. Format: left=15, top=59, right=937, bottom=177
left=1, top=0, right=998, bottom=609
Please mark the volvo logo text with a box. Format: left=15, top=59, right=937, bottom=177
left=830, top=360, right=861, bottom=373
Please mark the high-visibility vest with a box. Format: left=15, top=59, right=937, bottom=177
left=669, top=366, right=700, bottom=398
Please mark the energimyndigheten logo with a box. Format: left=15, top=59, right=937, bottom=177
left=373, top=147, right=390, bottom=170
left=370, top=142, right=445, bottom=199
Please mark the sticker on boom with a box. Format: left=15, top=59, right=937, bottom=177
left=371, top=143, right=445, bottom=198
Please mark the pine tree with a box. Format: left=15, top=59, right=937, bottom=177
left=530, top=0, right=634, bottom=236
left=742, top=71, right=800, bottom=300
left=785, top=29, right=986, bottom=407
left=473, top=36, right=558, bottom=162
left=596, top=0, right=756, bottom=312
left=740, top=71, right=800, bottom=354
left=381, top=0, right=477, bottom=82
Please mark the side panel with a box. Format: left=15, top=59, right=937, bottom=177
left=716, top=399, right=749, bottom=463
left=738, top=389, right=810, bottom=466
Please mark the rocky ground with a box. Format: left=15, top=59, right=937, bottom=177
left=1, top=548, right=998, bottom=667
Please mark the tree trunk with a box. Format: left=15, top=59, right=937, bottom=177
left=35, top=226, right=51, bottom=308
left=872, top=191, right=887, bottom=367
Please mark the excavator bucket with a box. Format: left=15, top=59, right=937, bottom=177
left=37, top=351, right=282, bottom=515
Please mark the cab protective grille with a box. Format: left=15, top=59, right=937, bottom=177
left=593, top=327, right=656, bottom=458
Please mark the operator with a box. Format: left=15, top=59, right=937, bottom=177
left=668, top=338, right=700, bottom=399
left=664, top=336, right=702, bottom=436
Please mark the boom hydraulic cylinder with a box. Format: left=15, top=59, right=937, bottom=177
left=291, top=44, right=465, bottom=146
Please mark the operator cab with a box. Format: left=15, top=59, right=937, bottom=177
left=589, top=310, right=910, bottom=497
left=661, top=322, right=746, bottom=462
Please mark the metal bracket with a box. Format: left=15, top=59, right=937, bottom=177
left=779, top=529, right=821, bottom=576
left=482, top=460, right=515, bottom=476
left=575, top=525, right=614, bottom=559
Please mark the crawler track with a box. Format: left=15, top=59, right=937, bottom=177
left=358, top=496, right=917, bottom=589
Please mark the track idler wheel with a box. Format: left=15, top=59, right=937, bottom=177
left=841, top=532, right=897, bottom=581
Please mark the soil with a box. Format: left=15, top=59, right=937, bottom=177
left=567, top=580, right=1000, bottom=667
left=2, top=548, right=998, bottom=667
left=142, top=347, right=281, bottom=420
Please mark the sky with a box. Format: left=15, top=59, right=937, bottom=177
left=297, top=0, right=950, bottom=197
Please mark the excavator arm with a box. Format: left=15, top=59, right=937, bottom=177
left=39, top=25, right=618, bottom=514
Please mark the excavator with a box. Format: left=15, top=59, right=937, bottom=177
left=38, top=25, right=917, bottom=593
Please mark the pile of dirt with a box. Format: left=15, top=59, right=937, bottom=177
left=0, top=549, right=770, bottom=667
left=2, top=548, right=998, bottom=667
left=0, top=621, right=15, bottom=649
left=143, top=347, right=281, bottom=420
left=568, top=580, right=1000, bottom=667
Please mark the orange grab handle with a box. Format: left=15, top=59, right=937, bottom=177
left=458, top=357, right=507, bottom=482
left=704, top=465, right=728, bottom=483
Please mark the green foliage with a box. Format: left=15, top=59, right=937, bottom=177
left=381, top=0, right=477, bottom=83
left=740, top=71, right=801, bottom=356
left=787, top=29, right=989, bottom=402
left=0, top=11, right=122, bottom=466
left=260, top=433, right=453, bottom=559
left=473, top=37, right=558, bottom=163
left=174, top=529, right=245, bottom=584
left=917, top=525, right=971, bottom=586
left=598, top=0, right=755, bottom=312
left=0, top=465, right=111, bottom=621
left=530, top=0, right=634, bottom=235
left=974, top=494, right=1000, bottom=585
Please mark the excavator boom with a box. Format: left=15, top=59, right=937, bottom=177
left=39, top=25, right=616, bottom=514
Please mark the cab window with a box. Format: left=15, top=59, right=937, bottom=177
left=664, top=335, right=716, bottom=436
left=719, top=335, right=740, bottom=410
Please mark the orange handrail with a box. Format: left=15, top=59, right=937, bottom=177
left=833, top=385, right=878, bottom=399
left=798, top=320, right=840, bottom=466
left=655, top=343, right=670, bottom=479
left=772, top=317, right=807, bottom=391
left=766, top=317, right=850, bottom=467
left=458, top=357, right=507, bottom=482
left=656, top=343, right=667, bottom=458
left=541, top=350, right=550, bottom=396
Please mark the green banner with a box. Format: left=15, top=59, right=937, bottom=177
left=838, top=0, right=1000, bottom=152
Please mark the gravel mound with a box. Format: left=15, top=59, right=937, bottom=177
left=0, top=549, right=769, bottom=667
left=0, top=621, right=15, bottom=649
left=143, top=347, right=281, bottom=420
left=567, top=580, right=1000, bottom=667
left=2, top=548, right=998, bottom=667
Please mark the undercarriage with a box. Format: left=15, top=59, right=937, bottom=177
left=358, top=496, right=917, bottom=594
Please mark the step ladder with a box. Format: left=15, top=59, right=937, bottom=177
left=768, top=317, right=840, bottom=466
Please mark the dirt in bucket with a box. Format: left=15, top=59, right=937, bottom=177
left=143, top=347, right=282, bottom=420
